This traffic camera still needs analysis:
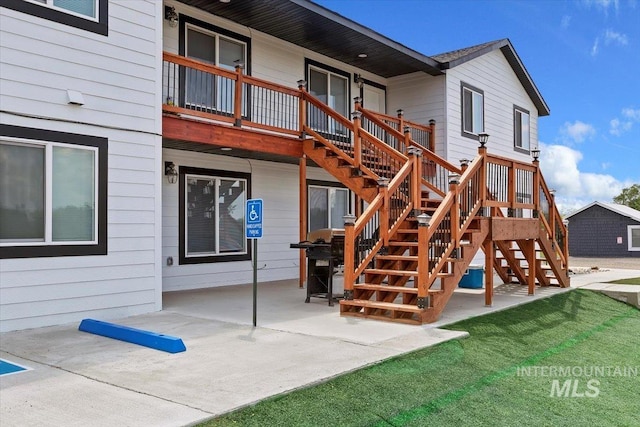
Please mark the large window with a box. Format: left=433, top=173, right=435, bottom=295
left=179, top=167, right=250, bottom=264
left=0, top=125, right=107, bottom=258
left=308, top=183, right=350, bottom=232
left=3, top=0, right=108, bottom=35
left=461, top=82, right=484, bottom=138
left=181, top=20, right=248, bottom=114
left=629, top=226, right=640, bottom=251
left=306, top=60, right=350, bottom=139
left=514, top=106, right=530, bottom=153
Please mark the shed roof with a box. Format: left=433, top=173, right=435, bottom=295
left=566, top=201, right=640, bottom=223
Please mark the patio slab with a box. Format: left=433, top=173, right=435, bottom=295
left=2, top=266, right=639, bottom=426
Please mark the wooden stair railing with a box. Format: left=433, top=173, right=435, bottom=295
left=162, top=52, right=569, bottom=322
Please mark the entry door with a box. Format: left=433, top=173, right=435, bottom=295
left=363, top=85, right=386, bottom=114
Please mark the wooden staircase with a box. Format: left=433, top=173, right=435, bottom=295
left=297, top=92, right=570, bottom=324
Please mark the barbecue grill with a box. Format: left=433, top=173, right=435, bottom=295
left=290, top=228, right=345, bottom=306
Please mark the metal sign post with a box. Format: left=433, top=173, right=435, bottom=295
left=246, top=199, right=263, bottom=327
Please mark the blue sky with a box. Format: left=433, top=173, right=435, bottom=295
left=316, top=0, right=639, bottom=213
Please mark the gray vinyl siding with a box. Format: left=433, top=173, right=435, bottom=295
left=568, top=205, right=640, bottom=257
left=444, top=49, right=539, bottom=165
left=0, top=1, right=162, bottom=332
left=162, top=149, right=341, bottom=292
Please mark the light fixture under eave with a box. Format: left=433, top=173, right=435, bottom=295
left=165, top=6, right=178, bottom=28
left=219, top=0, right=231, bottom=3
left=165, top=161, right=178, bottom=184
left=357, top=53, right=368, bottom=58
left=220, top=147, right=232, bottom=151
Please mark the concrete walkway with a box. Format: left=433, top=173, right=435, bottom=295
left=1, top=267, right=639, bottom=427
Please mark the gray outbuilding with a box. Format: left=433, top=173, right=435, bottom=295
left=566, top=202, right=640, bottom=257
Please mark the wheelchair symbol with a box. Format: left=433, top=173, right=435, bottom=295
left=249, top=205, right=259, bottom=221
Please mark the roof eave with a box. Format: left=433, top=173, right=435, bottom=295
left=438, top=39, right=550, bottom=117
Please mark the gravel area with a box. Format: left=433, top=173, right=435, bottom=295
left=569, top=257, right=640, bottom=270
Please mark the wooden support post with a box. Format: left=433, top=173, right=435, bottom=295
left=297, top=80, right=307, bottom=135
left=525, top=239, right=536, bottom=295
left=379, top=179, right=390, bottom=246
left=403, top=124, right=412, bottom=155
left=478, top=143, right=487, bottom=214
left=408, top=146, right=422, bottom=216
left=449, top=176, right=460, bottom=253
left=563, top=219, right=569, bottom=268
left=397, top=109, right=405, bottom=152
left=429, top=119, right=436, bottom=153
left=352, top=110, right=362, bottom=168
left=532, top=158, right=540, bottom=217
left=417, top=214, right=430, bottom=307
left=233, top=63, right=244, bottom=127
left=484, top=239, right=494, bottom=306
left=298, top=155, right=307, bottom=288
left=508, top=161, right=516, bottom=217
left=343, top=214, right=356, bottom=299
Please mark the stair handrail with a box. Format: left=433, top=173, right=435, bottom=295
left=343, top=157, right=416, bottom=295
left=357, top=106, right=461, bottom=196
left=538, top=172, right=568, bottom=266
left=299, top=90, right=411, bottom=182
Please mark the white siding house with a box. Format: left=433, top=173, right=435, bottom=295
left=0, top=0, right=550, bottom=331
left=0, top=0, right=163, bottom=332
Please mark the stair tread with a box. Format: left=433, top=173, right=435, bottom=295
left=365, top=268, right=418, bottom=276
left=376, top=255, right=419, bottom=261
left=340, top=299, right=424, bottom=313
left=355, top=284, right=419, bottom=293
left=388, top=241, right=419, bottom=247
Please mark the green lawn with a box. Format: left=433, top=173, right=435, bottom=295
left=201, top=290, right=640, bottom=427
left=608, top=277, right=640, bottom=285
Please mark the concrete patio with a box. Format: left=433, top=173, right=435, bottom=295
left=1, top=266, right=639, bottom=427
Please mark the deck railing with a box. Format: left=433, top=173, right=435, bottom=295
left=163, top=52, right=567, bottom=296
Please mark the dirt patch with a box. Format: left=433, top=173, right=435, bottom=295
left=569, top=257, right=640, bottom=270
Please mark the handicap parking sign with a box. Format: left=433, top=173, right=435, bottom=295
left=246, top=199, right=263, bottom=239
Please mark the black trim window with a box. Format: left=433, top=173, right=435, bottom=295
left=305, top=59, right=351, bottom=141
left=308, top=181, right=351, bottom=232
left=461, top=82, right=484, bottom=138
left=177, top=16, right=251, bottom=116
left=0, top=125, right=108, bottom=259
left=3, top=0, right=108, bottom=36
left=179, top=167, right=251, bottom=264
left=628, top=226, right=640, bottom=251
left=514, top=105, right=530, bottom=153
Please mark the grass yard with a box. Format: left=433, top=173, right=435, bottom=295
left=608, top=277, right=640, bottom=285
left=201, top=290, right=640, bottom=427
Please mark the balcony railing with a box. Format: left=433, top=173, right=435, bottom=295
left=163, top=52, right=438, bottom=146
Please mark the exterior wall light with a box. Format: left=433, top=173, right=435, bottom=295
left=532, top=148, right=540, bottom=161
left=165, top=161, right=178, bottom=184
left=478, top=132, right=489, bottom=148
left=165, top=6, right=178, bottom=28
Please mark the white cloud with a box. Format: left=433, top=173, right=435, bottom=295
left=561, top=15, right=571, bottom=29
left=560, top=120, right=596, bottom=143
left=539, top=142, right=630, bottom=214
left=622, top=107, right=640, bottom=120
left=609, top=118, right=632, bottom=135
left=582, top=0, right=620, bottom=14
left=603, top=29, right=628, bottom=45
left=591, top=37, right=600, bottom=56
left=609, top=107, right=640, bottom=136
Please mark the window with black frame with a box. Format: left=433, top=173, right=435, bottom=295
left=179, top=167, right=251, bottom=264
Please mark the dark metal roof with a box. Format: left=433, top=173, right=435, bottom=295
left=177, top=0, right=442, bottom=77
left=433, top=39, right=550, bottom=116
